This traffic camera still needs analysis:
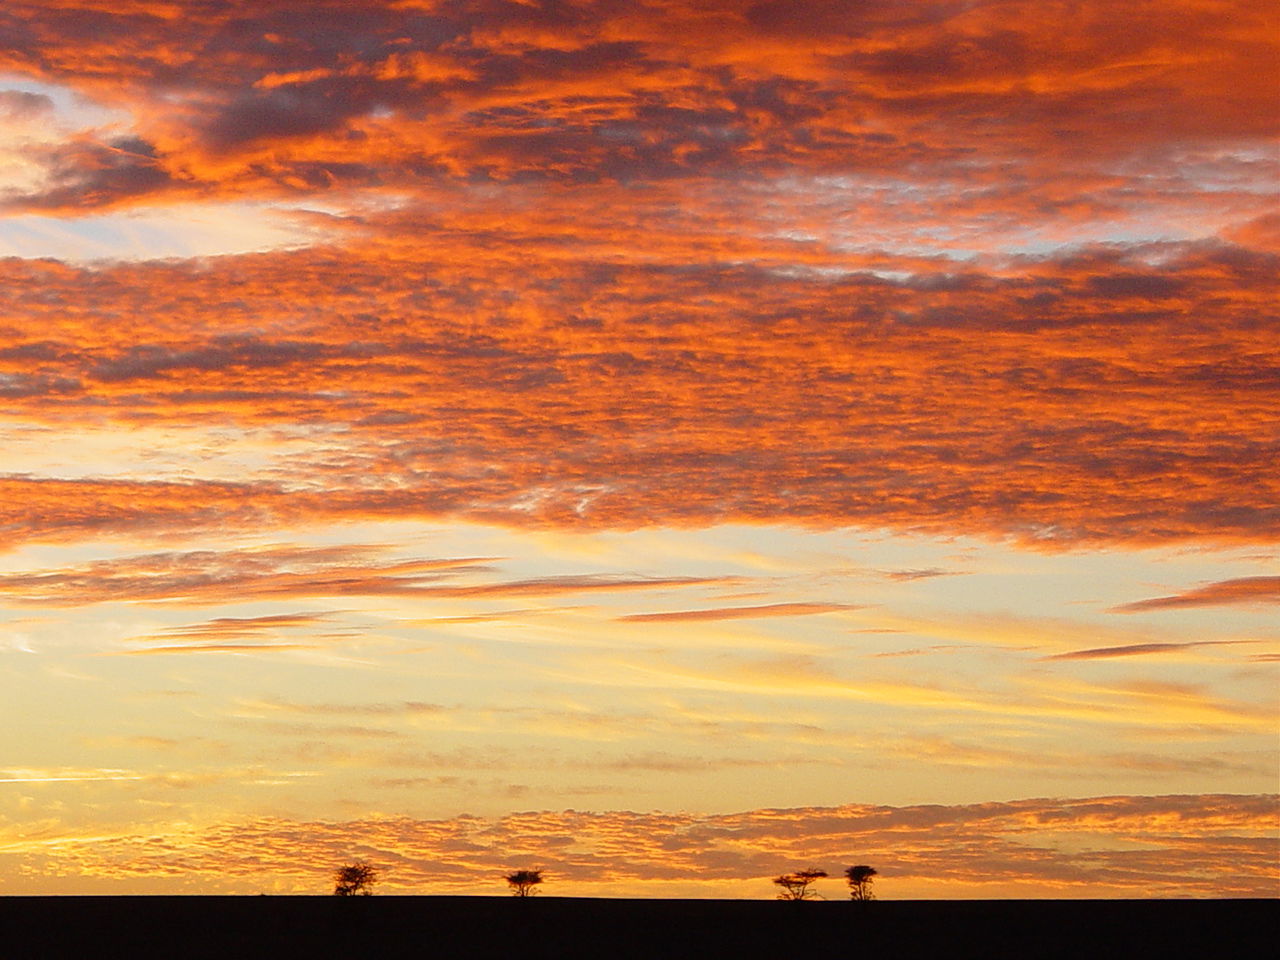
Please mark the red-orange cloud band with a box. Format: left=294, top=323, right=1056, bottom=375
left=14, top=794, right=1277, bottom=897
left=1, top=1, right=1274, bottom=214
left=1, top=235, right=1276, bottom=548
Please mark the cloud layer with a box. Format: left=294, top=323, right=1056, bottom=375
left=2, top=1, right=1277, bottom=901
left=0, top=0, right=1273, bottom=224
left=0, top=1, right=1276, bottom=548
left=0, top=543, right=731, bottom=606
left=1, top=235, right=1276, bottom=548
left=6, top=794, right=1275, bottom=898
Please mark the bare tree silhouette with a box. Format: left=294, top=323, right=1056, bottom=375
left=845, top=864, right=878, bottom=901
left=772, top=868, right=827, bottom=900
left=333, top=860, right=378, bottom=896
left=505, top=869, right=544, bottom=897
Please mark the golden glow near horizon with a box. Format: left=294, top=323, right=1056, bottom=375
left=1, top=0, right=1277, bottom=898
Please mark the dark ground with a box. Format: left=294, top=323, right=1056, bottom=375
left=1, top=896, right=1273, bottom=959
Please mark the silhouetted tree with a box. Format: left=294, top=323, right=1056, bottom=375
left=333, top=860, right=378, bottom=896
left=772, top=868, right=827, bottom=900
left=505, top=868, right=544, bottom=897
left=845, top=864, right=877, bottom=901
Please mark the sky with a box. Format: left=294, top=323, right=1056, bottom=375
left=0, top=0, right=1277, bottom=899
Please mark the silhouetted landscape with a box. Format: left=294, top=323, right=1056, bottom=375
left=2, top=896, right=1271, bottom=959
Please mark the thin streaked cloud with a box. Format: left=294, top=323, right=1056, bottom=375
left=0, top=545, right=733, bottom=606
left=617, top=602, right=854, bottom=623
left=1043, top=640, right=1259, bottom=661
left=1111, top=577, right=1280, bottom=613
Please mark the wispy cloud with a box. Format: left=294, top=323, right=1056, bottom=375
left=869, top=645, right=966, bottom=659
left=0, top=765, right=314, bottom=788
left=0, top=544, right=484, bottom=605
left=238, top=697, right=446, bottom=718
left=1111, top=577, right=1280, bottom=612
left=423, top=576, right=741, bottom=599
left=404, top=607, right=580, bottom=625
left=881, top=569, right=958, bottom=582
left=129, top=612, right=337, bottom=643
left=116, top=643, right=324, bottom=656
left=0, top=545, right=731, bottom=606
left=0, top=767, right=143, bottom=784
left=1043, top=640, right=1259, bottom=661
left=578, top=652, right=1276, bottom=733
left=617, top=602, right=853, bottom=623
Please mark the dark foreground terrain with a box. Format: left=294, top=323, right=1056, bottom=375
left=1, top=896, right=1273, bottom=959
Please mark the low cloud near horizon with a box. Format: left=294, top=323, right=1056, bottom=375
left=6, top=794, right=1273, bottom=899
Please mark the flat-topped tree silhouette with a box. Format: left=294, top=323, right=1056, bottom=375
left=772, top=868, right=827, bottom=900
left=333, top=860, right=378, bottom=896
left=845, top=864, right=877, bottom=901
left=505, top=869, right=544, bottom=897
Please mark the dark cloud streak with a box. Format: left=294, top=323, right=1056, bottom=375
left=1111, top=577, right=1280, bottom=613
left=0, top=544, right=734, bottom=606
left=1043, top=640, right=1258, bottom=661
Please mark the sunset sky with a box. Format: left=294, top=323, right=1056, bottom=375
left=1, top=0, right=1277, bottom=899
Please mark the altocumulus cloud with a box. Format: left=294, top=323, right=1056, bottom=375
left=7, top=794, right=1274, bottom=898
left=1, top=239, right=1276, bottom=549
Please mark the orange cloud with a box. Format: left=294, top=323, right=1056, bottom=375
left=0, top=3, right=1274, bottom=907
left=0, top=543, right=736, bottom=606
left=0, top=2, right=1275, bottom=553
left=1043, top=641, right=1259, bottom=661
left=131, top=612, right=338, bottom=641
left=8, top=794, right=1275, bottom=898
left=1111, top=576, right=1280, bottom=612
left=116, top=642, right=324, bottom=655
left=0, top=544, right=489, bottom=605
left=881, top=569, right=958, bottom=582
left=1, top=235, right=1276, bottom=549
left=0, top=0, right=1272, bottom=221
